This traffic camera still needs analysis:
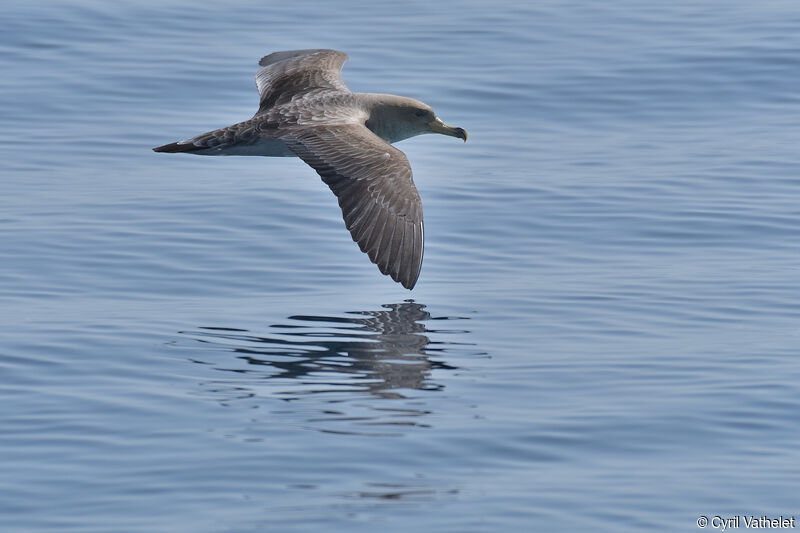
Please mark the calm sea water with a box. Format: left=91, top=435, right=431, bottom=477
left=3, top=1, right=800, bottom=531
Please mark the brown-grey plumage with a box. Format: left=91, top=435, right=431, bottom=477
left=154, top=49, right=467, bottom=289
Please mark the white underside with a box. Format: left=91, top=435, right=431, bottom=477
left=193, top=138, right=296, bottom=157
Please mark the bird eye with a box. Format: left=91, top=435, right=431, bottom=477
left=414, top=110, right=427, bottom=118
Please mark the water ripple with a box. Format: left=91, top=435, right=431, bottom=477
left=175, top=302, right=481, bottom=437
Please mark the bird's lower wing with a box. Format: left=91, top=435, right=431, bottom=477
left=282, top=124, right=424, bottom=289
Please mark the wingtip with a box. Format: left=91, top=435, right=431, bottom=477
left=258, top=49, right=346, bottom=68
left=392, top=254, right=421, bottom=290
left=400, top=278, right=418, bottom=290
left=400, top=262, right=422, bottom=290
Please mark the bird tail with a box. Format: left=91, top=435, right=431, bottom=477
left=153, top=141, right=201, bottom=153
left=153, top=119, right=267, bottom=154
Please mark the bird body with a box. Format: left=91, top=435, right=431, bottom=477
left=154, top=49, right=466, bottom=289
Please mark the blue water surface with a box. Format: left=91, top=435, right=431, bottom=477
left=2, top=1, right=800, bottom=532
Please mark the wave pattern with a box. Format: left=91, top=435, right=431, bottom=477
left=2, top=1, right=800, bottom=532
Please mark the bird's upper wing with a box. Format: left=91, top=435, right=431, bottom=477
left=255, top=49, right=349, bottom=114
left=282, top=124, right=424, bottom=289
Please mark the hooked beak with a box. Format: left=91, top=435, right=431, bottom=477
left=428, top=117, right=468, bottom=142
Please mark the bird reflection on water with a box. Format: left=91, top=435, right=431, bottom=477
left=180, top=301, right=474, bottom=435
